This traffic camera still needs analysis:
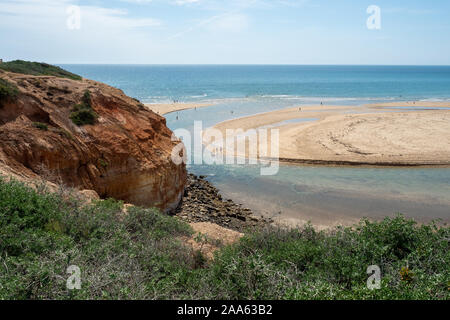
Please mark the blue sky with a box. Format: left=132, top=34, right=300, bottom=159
left=0, top=0, right=449, bottom=64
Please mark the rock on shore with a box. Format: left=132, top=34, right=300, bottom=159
left=175, top=174, right=272, bottom=232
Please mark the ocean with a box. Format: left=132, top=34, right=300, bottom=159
left=61, top=65, right=450, bottom=104
left=62, top=65, right=450, bottom=225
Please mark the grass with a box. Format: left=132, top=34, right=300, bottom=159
left=0, top=177, right=448, bottom=300
left=0, top=60, right=82, bottom=81
left=0, top=78, right=19, bottom=106
left=70, top=90, right=98, bottom=126
left=33, top=122, right=48, bottom=131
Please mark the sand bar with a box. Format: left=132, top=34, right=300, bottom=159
left=366, top=101, right=450, bottom=109
left=209, top=102, right=450, bottom=166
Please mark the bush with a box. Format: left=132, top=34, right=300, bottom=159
left=70, top=90, right=98, bottom=126
left=0, top=177, right=196, bottom=299
left=0, top=60, right=82, bottom=80
left=0, top=78, right=19, bottom=106
left=207, top=217, right=449, bottom=300
left=33, top=122, right=48, bottom=131
left=70, top=107, right=98, bottom=126
left=0, top=177, right=448, bottom=300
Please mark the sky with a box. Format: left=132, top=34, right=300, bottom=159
left=0, top=0, right=449, bottom=65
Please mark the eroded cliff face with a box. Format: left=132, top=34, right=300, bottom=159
left=0, top=69, right=186, bottom=211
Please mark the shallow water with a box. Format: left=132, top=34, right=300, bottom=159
left=202, top=164, right=450, bottom=226
left=166, top=99, right=450, bottom=225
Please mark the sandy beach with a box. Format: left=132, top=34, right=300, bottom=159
left=366, top=101, right=450, bottom=109
left=145, top=102, right=214, bottom=115
left=209, top=102, right=450, bottom=166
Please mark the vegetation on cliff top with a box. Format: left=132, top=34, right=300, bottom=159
left=0, top=177, right=448, bottom=300
left=0, top=78, right=19, bottom=106
left=0, top=60, right=82, bottom=81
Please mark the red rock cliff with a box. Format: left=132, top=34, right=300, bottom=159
left=0, top=69, right=186, bottom=211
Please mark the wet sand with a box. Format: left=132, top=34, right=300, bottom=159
left=209, top=102, right=450, bottom=166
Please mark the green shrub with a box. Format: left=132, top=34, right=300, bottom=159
left=0, top=176, right=448, bottom=300
left=81, top=90, right=91, bottom=105
left=0, top=177, right=195, bottom=299
left=0, top=60, right=82, bottom=80
left=0, top=78, right=19, bottom=106
left=207, top=216, right=449, bottom=300
left=33, top=122, right=48, bottom=131
left=70, top=107, right=98, bottom=126
left=70, top=90, right=98, bottom=126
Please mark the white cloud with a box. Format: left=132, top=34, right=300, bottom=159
left=82, top=6, right=161, bottom=28
left=384, top=7, right=435, bottom=15
left=0, top=0, right=161, bottom=30
left=167, top=0, right=257, bottom=39
left=120, top=0, right=154, bottom=3
left=0, top=0, right=164, bottom=63
left=119, top=0, right=200, bottom=6
left=174, top=0, right=200, bottom=5
left=211, top=13, right=249, bottom=32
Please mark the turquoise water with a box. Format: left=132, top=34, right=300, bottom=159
left=62, top=65, right=450, bottom=225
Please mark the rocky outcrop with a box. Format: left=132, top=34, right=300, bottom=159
left=175, top=174, right=272, bottom=232
left=0, top=69, right=186, bottom=211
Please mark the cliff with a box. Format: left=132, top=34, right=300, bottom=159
left=0, top=63, right=186, bottom=211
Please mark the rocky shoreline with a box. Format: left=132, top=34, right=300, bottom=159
left=174, top=174, right=273, bottom=232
